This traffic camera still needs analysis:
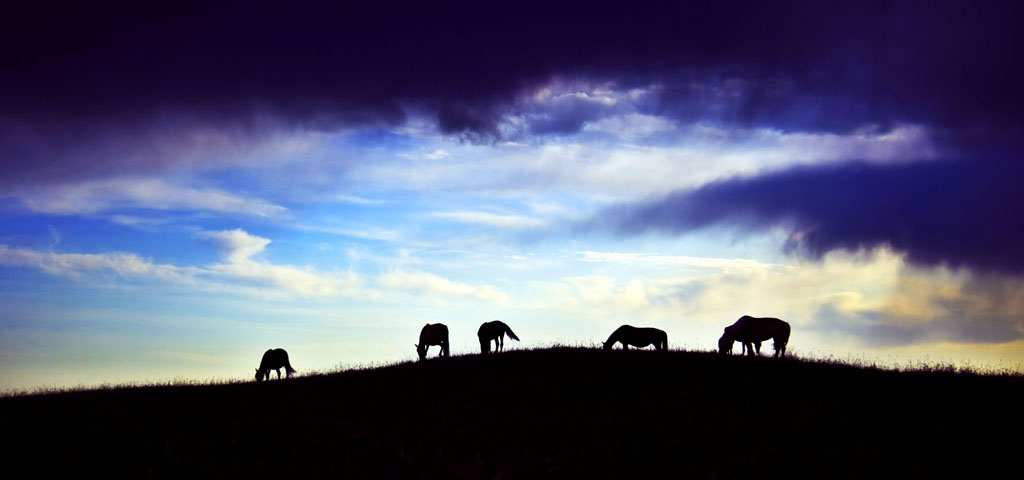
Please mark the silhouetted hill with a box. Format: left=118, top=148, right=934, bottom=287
left=2, top=348, right=1022, bottom=478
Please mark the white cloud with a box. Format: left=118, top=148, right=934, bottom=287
left=349, top=120, right=938, bottom=205
left=108, top=214, right=170, bottom=228
left=580, top=251, right=778, bottom=271
left=562, top=275, right=653, bottom=311
left=0, top=244, right=202, bottom=284
left=378, top=269, right=509, bottom=304
left=18, top=177, right=288, bottom=218
left=582, top=114, right=677, bottom=138
left=208, top=261, right=370, bottom=298
left=530, top=247, right=1024, bottom=351
left=755, top=123, right=939, bottom=164
left=329, top=194, right=386, bottom=205
left=197, top=229, right=272, bottom=262
left=296, top=224, right=405, bottom=243
left=194, top=229, right=372, bottom=297
left=527, top=80, right=626, bottom=106
left=0, top=228, right=511, bottom=304
left=423, top=149, right=450, bottom=159
left=431, top=211, right=547, bottom=229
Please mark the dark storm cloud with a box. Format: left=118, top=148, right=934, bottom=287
left=596, top=156, right=1024, bottom=275
left=3, top=1, right=1024, bottom=185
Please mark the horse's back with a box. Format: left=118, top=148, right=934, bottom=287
left=259, top=348, right=290, bottom=369
left=612, top=324, right=635, bottom=336
left=420, top=323, right=449, bottom=344
left=478, top=320, right=502, bottom=337
left=735, top=316, right=789, bottom=341
left=608, top=325, right=666, bottom=349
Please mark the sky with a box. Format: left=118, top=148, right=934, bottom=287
left=3, top=1, right=1024, bottom=390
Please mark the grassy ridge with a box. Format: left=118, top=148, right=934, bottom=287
left=2, top=347, right=1022, bottom=478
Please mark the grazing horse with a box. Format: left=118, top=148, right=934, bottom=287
left=415, top=323, right=450, bottom=361
left=718, top=315, right=790, bottom=357
left=478, top=320, right=520, bottom=353
left=602, top=325, right=668, bottom=351
left=255, top=348, right=296, bottom=382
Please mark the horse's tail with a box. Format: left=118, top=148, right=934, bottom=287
left=505, top=324, right=520, bottom=342
left=775, top=321, right=791, bottom=357
left=284, top=356, right=297, bottom=376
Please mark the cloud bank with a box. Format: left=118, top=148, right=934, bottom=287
left=4, top=1, right=1023, bottom=185
left=596, top=156, right=1024, bottom=275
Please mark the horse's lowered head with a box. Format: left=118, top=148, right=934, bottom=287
left=718, top=325, right=737, bottom=354
left=414, top=343, right=427, bottom=361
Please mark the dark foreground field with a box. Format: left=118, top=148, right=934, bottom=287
left=3, top=348, right=1022, bottom=478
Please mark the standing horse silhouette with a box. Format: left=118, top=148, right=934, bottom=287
left=415, top=323, right=450, bottom=361
left=478, top=320, right=520, bottom=353
left=603, top=325, right=668, bottom=351
left=718, top=315, right=790, bottom=357
left=255, top=348, right=296, bottom=382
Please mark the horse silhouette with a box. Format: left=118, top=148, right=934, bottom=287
left=415, top=323, right=450, bottom=361
left=718, top=315, right=790, bottom=357
left=255, top=348, right=296, bottom=381
left=477, top=320, right=520, bottom=353
left=602, top=325, right=668, bottom=351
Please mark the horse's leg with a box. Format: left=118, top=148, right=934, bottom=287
left=755, top=342, right=762, bottom=355
left=498, top=335, right=504, bottom=352
left=774, top=339, right=786, bottom=357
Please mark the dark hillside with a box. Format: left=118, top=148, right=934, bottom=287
left=2, top=348, right=1022, bottom=478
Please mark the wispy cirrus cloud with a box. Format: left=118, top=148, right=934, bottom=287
left=378, top=269, right=509, bottom=304
left=0, top=228, right=509, bottom=303
left=15, top=177, right=289, bottom=219
left=348, top=121, right=939, bottom=203
left=430, top=211, right=547, bottom=229
left=195, top=229, right=508, bottom=303
left=579, top=251, right=778, bottom=271
left=0, top=244, right=202, bottom=284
